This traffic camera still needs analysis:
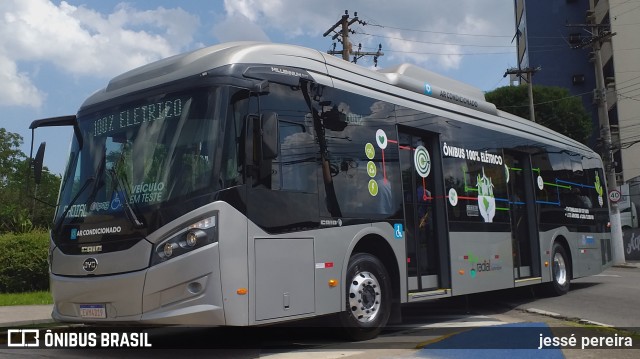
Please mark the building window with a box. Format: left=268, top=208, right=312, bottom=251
left=572, top=74, right=585, bottom=85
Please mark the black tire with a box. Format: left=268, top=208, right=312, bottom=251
left=546, top=242, right=570, bottom=296
left=338, top=253, right=391, bottom=341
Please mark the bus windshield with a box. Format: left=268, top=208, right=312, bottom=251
left=56, top=86, right=224, bottom=225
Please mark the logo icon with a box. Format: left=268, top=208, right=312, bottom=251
left=70, top=228, right=78, bottom=240
left=537, top=175, right=544, bottom=190
left=365, top=143, right=375, bottom=160
left=448, top=188, right=459, bottom=206
left=375, top=129, right=388, bottom=150
left=367, top=161, right=377, bottom=178
left=110, top=192, right=123, bottom=210
left=368, top=179, right=379, bottom=196
left=476, top=168, right=496, bottom=223
left=393, top=224, right=403, bottom=239
left=424, top=83, right=433, bottom=95
left=82, top=258, right=98, bottom=272
left=7, top=329, right=40, bottom=347
left=414, top=145, right=431, bottom=178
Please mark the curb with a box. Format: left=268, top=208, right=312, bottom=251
left=521, top=308, right=615, bottom=328
left=612, top=263, right=640, bottom=269
left=0, top=318, right=55, bottom=329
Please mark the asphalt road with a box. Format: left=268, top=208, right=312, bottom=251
left=2, top=266, right=638, bottom=358
left=463, top=266, right=640, bottom=331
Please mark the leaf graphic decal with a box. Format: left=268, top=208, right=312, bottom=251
left=595, top=172, right=603, bottom=197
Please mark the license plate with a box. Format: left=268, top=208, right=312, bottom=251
left=79, top=304, right=106, bottom=319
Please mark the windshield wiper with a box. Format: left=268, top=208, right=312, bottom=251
left=53, top=177, right=95, bottom=234
left=107, top=168, right=145, bottom=229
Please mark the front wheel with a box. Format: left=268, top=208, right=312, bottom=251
left=338, top=253, right=391, bottom=341
left=546, top=242, right=570, bottom=296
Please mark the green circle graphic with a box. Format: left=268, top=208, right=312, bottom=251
left=367, top=161, right=377, bottom=178
left=368, top=179, right=378, bottom=196
left=365, top=143, right=375, bottom=160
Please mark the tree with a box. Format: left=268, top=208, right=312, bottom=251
left=485, top=85, right=592, bottom=144
left=0, top=128, right=61, bottom=233
left=0, top=128, right=24, bottom=186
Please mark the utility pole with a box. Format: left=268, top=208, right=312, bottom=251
left=323, top=10, right=384, bottom=66
left=567, top=4, right=624, bottom=264
left=504, top=67, right=541, bottom=123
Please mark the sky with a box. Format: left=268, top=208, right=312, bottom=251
left=0, top=0, right=517, bottom=176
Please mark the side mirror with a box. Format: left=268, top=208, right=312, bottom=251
left=33, top=142, right=46, bottom=185
left=261, top=111, right=279, bottom=160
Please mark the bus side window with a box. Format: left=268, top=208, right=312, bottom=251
left=271, top=119, right=316, bottom=192
left=256, top=83, right=317, bottom=193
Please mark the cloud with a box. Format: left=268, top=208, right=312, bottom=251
left=212, top=13, right=270, bottom=43
left=222, top=0, right=331, bottom=38
left=0, top=0, right=200, bottom=108
left=0, top=55, right=45, bottom=107
left=220, top=0, right=514, bottom=70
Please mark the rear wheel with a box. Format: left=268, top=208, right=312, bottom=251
left=547, top=242, right=570, bottom=296
left=338, top=253, right=391, bottom=341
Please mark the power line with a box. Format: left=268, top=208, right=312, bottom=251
left=356, top=31, right=565, bottom=48
left=495, top=90, right=594, bottom=109
left=612, top=3, right=640, bottom=18
left=610, top=0, right=636, bottom=11
left=365, top=21, right=595, bottom=40
left=366, top=23, right=512, bottom=38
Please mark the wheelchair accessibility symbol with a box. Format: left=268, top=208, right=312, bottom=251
left=111, top=192, right=123, bottom=210
left=393, top=223, right=403, bottom=239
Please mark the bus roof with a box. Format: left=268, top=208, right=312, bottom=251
left=80, top=41, right=593, bottom=155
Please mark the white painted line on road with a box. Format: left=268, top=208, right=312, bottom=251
left=260, top=350, right=365, bottom=359
left=415, top=321, right=505, bottom=328
left=393, top=315, right=504, bottom=328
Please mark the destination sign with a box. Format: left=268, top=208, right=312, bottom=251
left=92, top=97, right=185, bottom=138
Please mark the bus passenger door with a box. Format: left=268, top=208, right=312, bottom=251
left=398, top=129, right=450, bottom=292
left=504, top=151, right=541, bottom=280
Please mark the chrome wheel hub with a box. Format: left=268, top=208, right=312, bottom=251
left=553, top=252, right=567, bottom=286
left=348, top=271, right=381, bottom=323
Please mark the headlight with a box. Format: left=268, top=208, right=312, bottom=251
left=151, top=214, right=218, bottom=265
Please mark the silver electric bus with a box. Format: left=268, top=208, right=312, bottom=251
left=30, top=42, right=612, bottom=340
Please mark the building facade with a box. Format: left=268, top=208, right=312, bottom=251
left=514, top=0, right=640, bottom=208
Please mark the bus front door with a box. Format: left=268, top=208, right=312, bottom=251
left=398, top=129, right=450, bottom=292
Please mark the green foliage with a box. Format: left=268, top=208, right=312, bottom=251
left=0, top=128, right=61, bottom=234
left=2, top=209, right=34, bottom=234
left=485, top=85, right=592, bottom=144
left=0, top=291, right=52, bottom=306
left=0, top=231, right=50, bottom=293
left=0, top=128, right=24, bottom=185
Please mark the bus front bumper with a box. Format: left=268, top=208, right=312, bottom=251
left=51, top=243, right=225, bottom=326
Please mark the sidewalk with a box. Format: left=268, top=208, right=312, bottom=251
left=0, top=305, right=54, bottom=328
